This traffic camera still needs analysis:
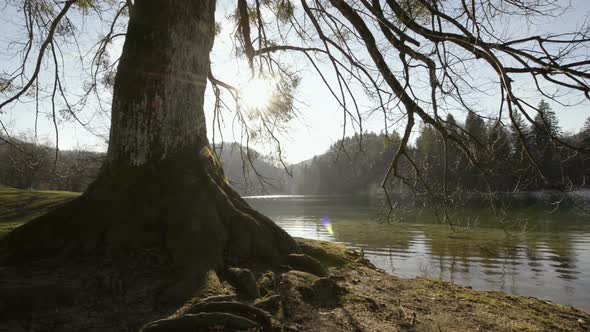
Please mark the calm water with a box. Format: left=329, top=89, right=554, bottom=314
left=245, top=195, right=590, bottom=312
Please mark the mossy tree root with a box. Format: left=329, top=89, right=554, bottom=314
left=183, top=301, right=273, bottom=330
left=138, top=312, right=259, bottom=332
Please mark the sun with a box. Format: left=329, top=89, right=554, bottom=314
left=238, top=77, right=275, bottom=110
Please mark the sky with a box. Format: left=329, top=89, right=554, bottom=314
left=1, top=1, right=590, bottom=164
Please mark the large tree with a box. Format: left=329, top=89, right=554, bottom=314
left=0, top=0, right=589, bottom=323
left=0, top=0, right=299, bottom=284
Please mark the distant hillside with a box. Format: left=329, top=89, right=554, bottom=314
left=0, top=137, right=103, bottom=192
left=0, top=137, right=288, bottom=195
left=288, top=133, right=401, bottom=195
left=215, top=143, right=290, bottom=195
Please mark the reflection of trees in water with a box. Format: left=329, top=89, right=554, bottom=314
left=525, top=236, right=545, bottom=280
left=418, top=259, right=433, bottom=278
left=248, top=196, right=589, bottom=309
left=329, top=222, right=416, bottom=251
left=523, top=232, right=579, bottom=281
left=414, top=225, right=580, bottom=287
left=418, top=228, right=519, bottom=292
left=251, top=197, right=584, bottom=286
left=543, top=235, right=579, bottom=281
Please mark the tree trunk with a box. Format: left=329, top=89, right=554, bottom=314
left=1, top=0, right=298, bottom=279
left=107, top=1, right=212, bottom=167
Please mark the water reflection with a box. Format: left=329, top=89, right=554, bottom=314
left=246, top=195, right=590, bottom=311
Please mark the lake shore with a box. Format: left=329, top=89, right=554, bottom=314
left=1, top=237, right=588, bottom=331
left=292, top=238, right=589, bottom=331
left=1, top=187, right=589, bottom=330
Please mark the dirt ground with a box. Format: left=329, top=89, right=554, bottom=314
left=2, top=237, right=588, bottom=331
left=276, top=239, right=590, bottom=332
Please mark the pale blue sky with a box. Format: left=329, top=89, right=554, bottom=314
left=1, top=1, right=589, bottom=164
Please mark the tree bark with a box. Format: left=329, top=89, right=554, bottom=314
left=1, top=0, right=299, bottom=279
left=107, top=0, right=213, bottom=167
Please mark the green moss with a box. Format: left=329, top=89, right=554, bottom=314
left=295, top=238, right=350, bottom=266
left=457, top=291, right=514, bottom=309
left=281, top=270, right=319, bottom=289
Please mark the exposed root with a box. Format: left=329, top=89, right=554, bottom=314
left=0, top=148, right=300, bottom=303
left=139, top=242, right=339, bottom=331
left=183, top=301, right=273, bottom=330
left=258, top=271, right=278, bottom=297
left=224, top=267, right=260, bottom=300
left=254, top=295, right=282, bottom=314
left=201, top=295, right=237, bottom=303
left=138, top=312, right=258, bottom=332
left=286, top=254, right=328, bottom=277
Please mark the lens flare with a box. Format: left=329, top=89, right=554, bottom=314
left=321, top=216, right=333, bottom=235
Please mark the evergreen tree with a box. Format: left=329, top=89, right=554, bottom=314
left=487, top=121, right=512, bottom=191
left=530, top=100, right=562, bottom=186
left=464, top=112, right=488, bottom=190
left=576, top=117, right=590, bottom=186
left=443, top=114, right=463, bottom=191
left=580, top=117, right=590, bottom=148
left=465, top=112, right=487, bottom=145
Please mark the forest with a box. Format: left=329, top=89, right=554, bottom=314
left=3, top=100, right=588, bottom=198
left=293, top=101, right=590, bottom=195
left=0, top=139, right=285, bottom=195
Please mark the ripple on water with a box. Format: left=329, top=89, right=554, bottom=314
left=247, top=196, right=590, bottom=312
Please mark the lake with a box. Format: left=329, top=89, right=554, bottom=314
left=245, top=194, right=590, bottom=312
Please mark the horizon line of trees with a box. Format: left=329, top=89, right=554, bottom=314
left=0, top=135, right=103, bottom=192
left=0, top=138, right=290, bottom=195
left=291, top=101, right=590, bottom=195
left=2, top=101, right=589, bottom=196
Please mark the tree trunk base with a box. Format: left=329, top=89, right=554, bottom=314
left=0, top=148, right=315, bottom=330
left=0, top=146, right=299, bottom=287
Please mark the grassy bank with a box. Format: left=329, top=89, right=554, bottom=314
left=0, top=185, right=78, bottom=235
